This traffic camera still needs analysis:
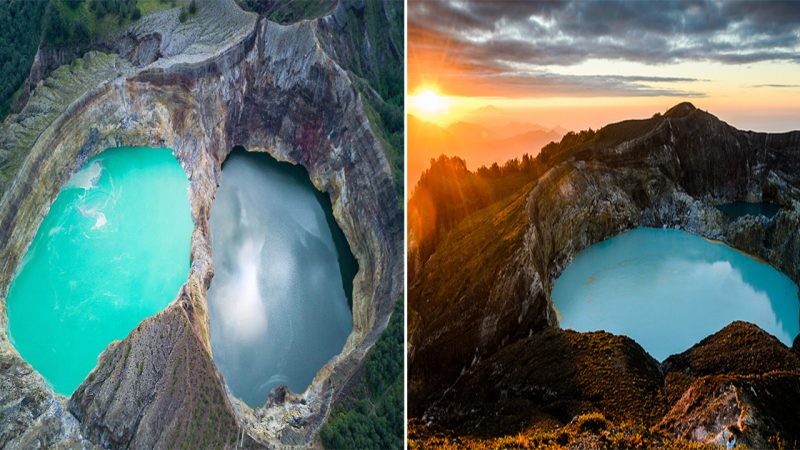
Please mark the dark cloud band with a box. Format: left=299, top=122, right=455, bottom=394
left=409, top=0, right=800, bottom=97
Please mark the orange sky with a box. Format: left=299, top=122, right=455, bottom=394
left=407, top=2, right=800, bottom=134
left=408, top=48, right=800, bottom=134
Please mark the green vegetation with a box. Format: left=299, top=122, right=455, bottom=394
left=320, top=298, right=403, bottom=450
left=0, top=0, right=48, bottom=120
left=359, top=85, right=403, bottom=201
left=0, top=51, right=130, bottom=194
left=236, top=0, right=336, bottom=24
left=408, top=416, right=716, bottom=450
left=0, top=0, right=175, bottom=120
left=408, top=154, right=542, bottom=277
left=409, top=116, right=658, bottom=276
left=42, top=0, right=174, bottom=48
left=340, top=0, right=403, bottom=200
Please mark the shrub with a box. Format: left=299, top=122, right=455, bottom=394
left=65, top=0, right=84, bottom=9
left=72, top=21, right=89, bottom=41
left=575, top=412, right=609, bottom=433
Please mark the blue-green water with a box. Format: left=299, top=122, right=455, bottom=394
left=5, top=147, right=193, bottom=395
left=716, top=202, right=781, bottom=218
left=552, top=227, right=800, bottom=360
left=207, top=149, right=354, bottom=407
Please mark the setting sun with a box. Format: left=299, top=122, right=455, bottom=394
left=409, top=88, right=450, bottom=123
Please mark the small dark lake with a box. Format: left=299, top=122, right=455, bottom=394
left=716, top=202, right=782, bottom=218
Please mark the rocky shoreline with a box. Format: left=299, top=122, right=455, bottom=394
left=0, top=0, right=402, bottom=448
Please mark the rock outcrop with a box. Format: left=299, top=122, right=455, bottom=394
left=660, top=322, right=800, bottom=448
left=409, top=102, right=800, bottom=444
left=0, top=0, right=402, bottom=447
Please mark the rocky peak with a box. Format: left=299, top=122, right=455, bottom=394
left=662, top=321, right=800, bottom=377
left=664, top=101, right=697, bottom=118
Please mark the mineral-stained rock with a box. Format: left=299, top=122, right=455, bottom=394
left=658, top=373, right=800, bottom=448
left=659, top=322, right=800, bottom=448
left=0, top=0, right=402, bottom=447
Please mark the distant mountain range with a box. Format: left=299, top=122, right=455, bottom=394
left=408, top=114, right=563, bottom=189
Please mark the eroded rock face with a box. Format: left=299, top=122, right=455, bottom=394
left=659, top=322, right=800, bottom=448
left=0, top=0, right=401, bottom=447
left=409, top=103, right=800, bottom=443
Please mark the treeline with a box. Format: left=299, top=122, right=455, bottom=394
left=338, top=0, right=404, bottom=198
left=43, top=1, right=90, bottom=47
left=408, top=155, right=524, bottom=277
left=88, top=0, right=140, bottom=19
left=236, top=0, right=336, bottom=24
left=42, top=0, right=150, bottom=48
left=408, top=128, right=598, bottom=278
left=474, top=128, right=598, bottom=178
left=0, top=0, right=48, bottom=120
left=320, top=299, right=403, bottom=450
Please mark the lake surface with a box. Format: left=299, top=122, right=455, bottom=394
left=207, top=149, right=355, bottom=407
left=6, top=147, right=193, bottom=395
left=716, top=202, right=781, bottom=218
left=552, top=227, right=799, bottom=360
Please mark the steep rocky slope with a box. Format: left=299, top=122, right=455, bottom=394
left=0, top=0, right=402, bottom=447
left=409, top=103, right=800, bottom=446
left=659, top=322, right=800, bottom=447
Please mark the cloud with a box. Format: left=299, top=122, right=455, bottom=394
left=410, top=0, right=800, bottom=65
left=424, top=71, right=705, bottom=98
left=750, top=84, right=800, bottom=88
left=409, top=0, right=800, bottom=97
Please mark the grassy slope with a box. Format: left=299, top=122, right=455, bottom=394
left=0, top=51, right=130, bottom=194
left=409, top=414, right=714, bottom=450
left=320, top=298, right=403, bottom=450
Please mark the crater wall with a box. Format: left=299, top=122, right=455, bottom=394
left=409, top=104, right=800, bottom=445
left=0, top=0, right=402, bottom=447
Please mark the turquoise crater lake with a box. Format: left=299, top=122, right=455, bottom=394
left=552, top=227, right=800, bottom=361
left=207, top=149, right=355, bottom=408
left=5, top=147, right=193, bottom=395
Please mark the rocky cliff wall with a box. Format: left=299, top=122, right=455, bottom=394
left=0, top=0, right=402, bottom=447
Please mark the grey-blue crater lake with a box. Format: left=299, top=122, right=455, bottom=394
left=716, top=202, right=782, bottom=219
left=207, top=148, right=356, bottom=407
left=552, top=227, right=800, bottom=361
